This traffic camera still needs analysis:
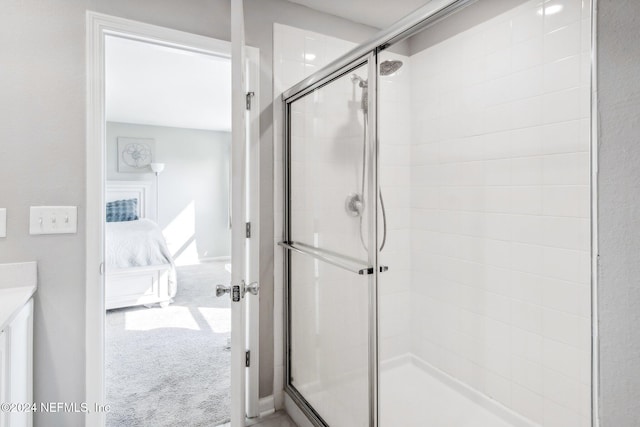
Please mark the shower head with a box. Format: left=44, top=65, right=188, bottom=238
left=351, top=60, right=402, bottom=113
left=379, top=60, right=403, bottom=76
left=351, top=60, right=403, bottom=87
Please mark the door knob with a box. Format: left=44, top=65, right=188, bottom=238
left=245, top=281, right=259, bottom=296
left=217, top=281, right=259, bottom=299
left=216, top=284, right=231, bottom=297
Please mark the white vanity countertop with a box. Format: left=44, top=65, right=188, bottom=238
left=0, top=262, right=37, bottom=332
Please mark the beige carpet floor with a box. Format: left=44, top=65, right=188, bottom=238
left=105, top=261, right=231, bottom=427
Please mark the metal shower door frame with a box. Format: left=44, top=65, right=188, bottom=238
left=281, top=52, right=380, bottom=427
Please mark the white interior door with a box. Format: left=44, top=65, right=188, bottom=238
left=229, top=0, right=260, bottom=425
left=244, top=46, right=261, bottom=420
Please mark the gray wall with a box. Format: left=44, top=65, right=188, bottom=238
left=0, top=1, right=87, bottom=426
left=597, top=0, right=640, bottom=425
left=106, top=122, right=231, bottom=261
left=0, top=1, right=375, bottom=425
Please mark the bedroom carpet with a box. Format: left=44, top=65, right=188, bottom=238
left=105, top=261, right=231, bottom=427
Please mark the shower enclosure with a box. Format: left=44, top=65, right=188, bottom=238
left=279, top=0, right=594, bottom=426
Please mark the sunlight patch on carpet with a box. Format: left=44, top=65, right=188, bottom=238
left=198, top=307, right=231, bottom=333
left=124, top=306, right=202, bottom=331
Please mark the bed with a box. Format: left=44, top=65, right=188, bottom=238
left=105, top=181, right=177, bottom=310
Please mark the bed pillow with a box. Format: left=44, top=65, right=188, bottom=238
left=106, top=198, right=139, bottom=222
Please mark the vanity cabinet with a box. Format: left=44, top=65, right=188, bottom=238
left=0, top=299, right=33, bottom=427
left=0, top=330, right=7, bottom=426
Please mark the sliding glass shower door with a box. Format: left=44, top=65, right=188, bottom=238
left=282, top=58, right=379, bottom=427
left=282, top=1, right=593, bottom=426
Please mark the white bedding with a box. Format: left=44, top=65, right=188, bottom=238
left=105, top=218, right=177, bottom=294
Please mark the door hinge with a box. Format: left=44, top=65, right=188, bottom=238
left=246, top=222, right=251, bottom=238
left=245, top=350, right=250, bottom=367
left=246, top=91, right=255, bottom=110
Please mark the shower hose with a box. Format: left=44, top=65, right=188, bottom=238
left=359, top=113, right=387, bottom=252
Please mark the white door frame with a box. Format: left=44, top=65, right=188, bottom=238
left=243, top=13, right=262, bottom=421
left=85, top=11, right=260, bottom=426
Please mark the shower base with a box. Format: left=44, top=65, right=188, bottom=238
left=286, top=355, right=539, bottom=427
left=380, top=356, right=538, bottom=427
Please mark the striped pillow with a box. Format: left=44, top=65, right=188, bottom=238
left=106, top=198, right=139, bottom=222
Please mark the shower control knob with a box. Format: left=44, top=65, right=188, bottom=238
left=346, top=193, right=364, bottom=217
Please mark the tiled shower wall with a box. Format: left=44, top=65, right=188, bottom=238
left=378, top=51, right=413, bottom=361
left=403, top=1, right=592, bottom=425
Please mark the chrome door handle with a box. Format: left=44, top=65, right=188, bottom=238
left=245, top=281, right=259, bottom=296
left=216, top=284, right=231, bottom=297
left=217, top=281, right=259, bottom=298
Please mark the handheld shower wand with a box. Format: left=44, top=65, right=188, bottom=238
left=347, top=64, right=400, bottom=252
left=351, top=74, right=369, bottom=113
left=346, top=60, right=403, bottom=252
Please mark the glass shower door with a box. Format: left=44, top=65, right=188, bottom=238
left=282, top=58, right=378, bottom=427
left=282, top=1, right=593, bottom=426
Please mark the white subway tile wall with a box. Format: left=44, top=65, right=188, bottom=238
left=378, top=49, right=414, bottom=363
left=388, top=0, right=592, bottom=425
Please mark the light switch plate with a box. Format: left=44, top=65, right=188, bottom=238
left=0, top=208, right=6, bottom=237
left=29, top=206, right=78, bottom=235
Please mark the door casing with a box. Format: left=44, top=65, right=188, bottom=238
left=85, top=11, right=261, bottom=426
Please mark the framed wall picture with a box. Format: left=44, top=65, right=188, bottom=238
left=117, top=137, right=155, bottom=173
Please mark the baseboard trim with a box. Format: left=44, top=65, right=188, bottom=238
left=259, top=395, right=275, bottom=417
left=274, top=390, right=285, bottom=411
